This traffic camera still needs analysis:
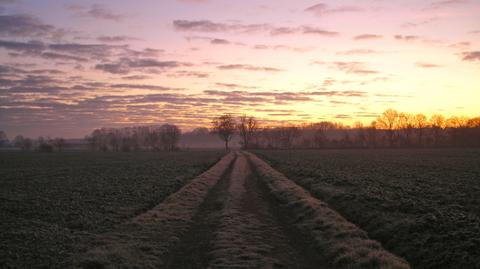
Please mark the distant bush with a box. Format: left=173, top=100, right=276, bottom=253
left=37, top=142, right=54, bottom=153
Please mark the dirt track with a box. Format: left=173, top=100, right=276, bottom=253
left=76, top=152, right=410, bottom=269
left=166, top=152, right=320, bottom=269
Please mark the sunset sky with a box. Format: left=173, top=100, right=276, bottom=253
left=0, top=0, right=479, bottom=138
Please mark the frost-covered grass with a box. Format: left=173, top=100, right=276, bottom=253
left=75, top=152, right=235, bottom=268
left=248, top=152, right=410, bottom=269
left=0, top=151, right=225, bottom=268
left=254, top=148, right=480, bottom=269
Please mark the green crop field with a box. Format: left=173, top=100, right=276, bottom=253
left=254, top=148, right=480, bottom=269
left=0, top=151, right=224, bottom=268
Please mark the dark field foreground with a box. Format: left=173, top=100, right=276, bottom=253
left=0, top=151, right=224, bottom=268
left=76, top=152, right=408, bottom=269
left=254, top=148, right=480, bottom=269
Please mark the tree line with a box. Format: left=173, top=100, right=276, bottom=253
left=211, top=109, right=480, bottom=150
left=1, top=109, right=479, bottom=152
left=85, top=124, right=181, bottom=152
left=0, top=132, right=66, bottom=152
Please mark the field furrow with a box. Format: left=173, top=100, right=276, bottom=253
left=74, top=152, right=236, bottom=268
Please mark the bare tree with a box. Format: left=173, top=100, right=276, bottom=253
left=376, top=109, right=399, bottom=147
left=160, top=124, right=181, bottom=151
left=36, top=136, right=54, bottom=152
left=278, top=126, right=300, bottom=149
left=366, top=121, right=378, bottom=148
left=430, top=114, right=445, bottom=146
left=353, top=122, right=367, bottom=148
left=0, top=131, right=8, bottom=147
left=237, top=115, right=259, bottom=149
left=313, top=121, right=335, bottom=148
left=13, top=135, right=32, bottom=150
left=211, top=114, right=236, bottom=151
left=52, top=137, right=66, bottom=152
left=398, top=113, right=415, bottom=146
left=413, top=114, right=428, bottom=146
left=13, top=135, right=24, bottom=148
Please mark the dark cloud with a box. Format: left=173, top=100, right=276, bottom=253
left=0, top=64, right=64, bottom=79
left=185, top=36, right=245, bottom=46
left=448, top=41, right=470, bottom=50
left=336, top=49, right=379, bottom=55
left=124, top=47, right=164, bottom=58
left=394, top=35, right=421, bottom=41
left=301, top=26, right=339, bottom=36
left=0, top=64, right=22, bottom=74
left=252, top=44, right=312, bottom=53
left=49, top=43, right=127, bottom=59
left=314, top=61, right=379, bottom=75
left=121, top=75, right=151, bottom=80
left=203, top=90, right=280, bottom=104
left=97, top=35, right=139, bottom=43
left=67, top=4, right=127, bottom=21
left=416, top=62, right=443, bottom=68
left=270, top=26, right=339, bottom=36
left=334, top=114, right=352, bottom=119
left=402, top=17, right=439, bottom=28
left=174, top=20, right=245, bottom=32
left=109, top=84, right=181, bottom=91
left=0, top=39, right=45, bottom=52
left=95, top=58, right=189, bottom=74
left=40, top=52, right=88, bottom=62
left=255, top=108, right=297, bottom=113
left=274, top=93, right=313, bottom=102
left=305, top=3, right=363, bottom=16
left=88, top=4, right=125, bottom=21
left=215, top=83, right=257, bottom=89
left=353, top=34, right=383, bottom=40
left=204, top=89, right=368, bottom=105
left=217, top=64, right=284, bottom=72
left=461, top=51, right=480, bottom=61
left=0, top=39, right=163, bottom=66
left=210, top=38, right=230, bottom=45
left=173, top=20, right=339, bottom=37
left=0, top=14, right=58, bottom=37
left=309, top=90, right=368, bottom=97
left=427, top=0, right=468, bottom=10
left=166, top=70, right=209, bottom=78
left=177, top=0, right=208, bottom=3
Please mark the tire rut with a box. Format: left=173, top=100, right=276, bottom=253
left=208, top=153, right=321, bottom=269
left=164, top=154, right=237, bottom=268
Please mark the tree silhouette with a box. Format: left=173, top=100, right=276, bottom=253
left=413, top=114, right=428, bottom=146
left=0, top=131, right=8, bottom=147
left=211, top=114, right=236, bottom=151
left=376, top=109, right=399, bottom=147
left=430, top=114, right=445, bottom=146
left=160, top=124, right=181, bottom=151
left=238, top=115, right=259, bottom=149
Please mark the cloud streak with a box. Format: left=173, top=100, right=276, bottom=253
left=96, top=58, right=190, bottom=74
left=0, top=14, right=62, bottom=38
left=217, top=64, right=284, bottom=72
left=461, top=51, right=480, bottom=61
left=305, top=3, right=363, bottom=16
left=173, top=20, right=339, bottom=36
left=353, top=34, right=383, bottom=40
left=67, top=4, right=127, bottom=21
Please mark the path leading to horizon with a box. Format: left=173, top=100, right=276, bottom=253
left=166, top=152, right=320, bottom=268
left=75, top=152, right=410, bottom=269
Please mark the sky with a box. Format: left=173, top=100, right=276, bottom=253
left=0, top=0, right=479, bottom=138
